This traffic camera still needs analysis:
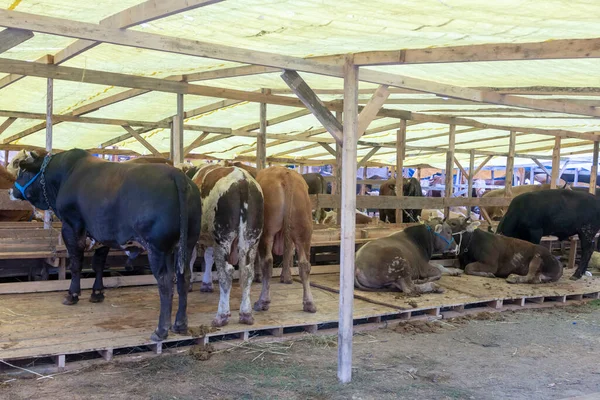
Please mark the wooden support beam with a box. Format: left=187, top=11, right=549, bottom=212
left=472, top=156, right=492, bottom=178
left=338, top=56, right=357, bottom=384
left=0, top=117, right=16, bottom=135
left=257, top=89, right=268, bottom=170
left=122, top=126, right=161, bottom=157
left=357, top=146, right=381, bottom=169
left=0, top=9, right=343, bottom=77
left=453, top=157, right=468, bottom=181
left=558, top=160, right=570, bottom=182
left=467, top=150, right=475, bottom=198
left=505, top=131, right=516, bottom=196
left=44, top=77, right=53, bottom=230
left=319, top=143, right=336, bottom=157
left=591, top=142, right=599, bottom=194
left=271, top=143, right=321, bottom=158
left=184, top=132, right=209, bottom=157
left=444, top=125, right=456, bottom=218
left=280, top=70, right=343, bottom=145
left=531, top=158, right=552, bottom=177
left=395, top=120, right=407, bottom=223
left=551, top=137, right=561, bottom=189
left=357, top=85, right=390, bottom=138
left=0, top=28, right=33, bottom=54
left=172, top=94, right=184, bottom=164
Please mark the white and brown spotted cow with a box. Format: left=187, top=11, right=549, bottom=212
left=253, top=166, right=317, bottom=314
left=190, top=165, right=264, bottom=327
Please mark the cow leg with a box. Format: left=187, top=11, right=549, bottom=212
left=572, top=230, right=597, bottom=280
left=507, top=254, right=543, bottom=284
left=173, top=243, right=192, bottom=335
left=61, top=223, right=86, bottom=306
left=149, top=249, right=174, bottom=342
left=238, top=247, right=255, bottom=325
left=89, top=246, right=110, bottom=303
left=187, top=245, right=197, bottom=292
left=464, top=262, right=497, bottom=278
left=430, top=263, right=463, bottom=277
left=395, top=276, right=444, bottom=295
left=297, top=240, right=317, bottom=313
left=254, top=236, right=274, bottom=312
left=413, top=262, right=443, bottom=284
left=280, top=235, right=294, bottom=284
left=213, top=245, right=234, bottom=327
left=201, top=246, right=214, bottom=292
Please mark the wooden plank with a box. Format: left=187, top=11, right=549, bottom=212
left=43, top=77, right=53, bottom=230
left=453, top=157, right=468, bottom=182
left=444, top=125, right=456, bottom=218
left=319, top=143, right=336, bottom=157
left=505, top=131, right=516, bottom=196
left=467, top=150, right=475, bottom=197
left=0, top=28, right=33, bottom=54
left=357, top=85, right=390, bottom=138
left=280, top=70, right=343, bottom=145
left=352, top=38, right=600, bottom=65
left=183, top=131, right=209, bottom=157
left=551, top=137, right=561, bottom=189
left=171, top=94, right=184, bottom=164
left=122, top=126, right=161, bottom=157
left=0, top=10, right=343, bottom=77
left=257, top=89, right=268, bottom=170
left=591, top=142, right=599, bottom=194
left=395, top=120, right=407, bottom=223
left=357, top=146, right=381, bottom=168
left=359, top=69, right=600, bottom=119
left=0, top=116, right=16, bottom=135
left=338, top=55, right=358, bottom=384
left=310, top=194, right=513, bottom=210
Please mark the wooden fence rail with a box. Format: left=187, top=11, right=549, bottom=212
left=310, top=194, right=513, bottom=210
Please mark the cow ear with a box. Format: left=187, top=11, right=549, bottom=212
left=467, top=221, right=481, bottom=232
left=434, top=224, right=443, bottom=233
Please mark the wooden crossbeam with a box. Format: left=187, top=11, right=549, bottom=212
left=357, top=146, right=381, bottom=168
left=0, top=28, right=33, bottom=54
left=280, top=70, right=343, bottom=145
left=319, top=143, right=336, bottom=157
left=0, top=117, right=16, bottom=135
left=357, top=85, right=390, bottom=137
left=473, top=156, right=493, bottom=177
left=123, top=126, right=161, bottom=156
left=271, top=142, right=321, bottom=158
left=184, top=132, right=210, bottom=156
left=453, top=157, right=468, bottom=179
left=531, top=158, right=552, bottom=177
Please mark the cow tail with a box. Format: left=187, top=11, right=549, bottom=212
left=283, top=174, right=295, bottom=246
left=174, top=172, right=189, bottom=274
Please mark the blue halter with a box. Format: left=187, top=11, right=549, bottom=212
left=426, top=224, right=455, bottom=251
left=14, top=154, right=52, bottom=202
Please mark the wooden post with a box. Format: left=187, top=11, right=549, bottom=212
left=467, top=149, right=475, bottom=197
left=444, top=124, right=456, bottom=219
left=3, top=150, right=8, bottom=167
left=505, top=131, right=516, bottom=197
left=590, top=142, right=599, bottom=195
left=395, top=120, right=406, bottom=223
left=44, top=77, right=53, bottom=230
left=338, top=56, right=358, bottom=384
left=257, top=88, right=268, bottom=171
left=550, top=137, right=561, bottom=189
left=335, top=111, right=342, bottom=225
left=360, top=167, right=367, bottom=195
left=171, top=93, right=184, bottom=164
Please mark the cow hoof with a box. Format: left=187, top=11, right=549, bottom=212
left=187, top=284, right=193, bottom=293
left=171, top=320, right=188, bottom=335
left=200, top=282, right=214, bottom=293
left=151, top=328, right=168, bottom=342
left=506, top=274, right=520, bottom=284
left=303, top=302, right=317, bottom=313
left=280, top=276, right=293, bottom=284
left=89, top=291, right=105, bottom=303
left=432, top=284, right=445, bottom=294
left=570, top=274, right=582, bottom=281
left=62, top=294, right=79, bottom=305
left=212, top=313, right=230, bottom=327
left=253, top=300, right=270, bottom=312
left=239, top=312, right=254, bottom=325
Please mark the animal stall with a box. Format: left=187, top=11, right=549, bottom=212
left=0, top=1, right=600, bottom=386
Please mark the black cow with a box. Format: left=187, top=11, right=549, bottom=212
left=378, top=177, right=423, bottom=223
left=448, top=217, right=563, bottom=283
left=9, top=149, right=201, bottom=341
left=497, top=189, right=600, bottom=280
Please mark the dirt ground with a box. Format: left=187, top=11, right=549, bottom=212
left=2, top=302, right=600, bottom=400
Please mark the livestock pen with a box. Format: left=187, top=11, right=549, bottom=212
left=0, top=2, right=600, bottom=394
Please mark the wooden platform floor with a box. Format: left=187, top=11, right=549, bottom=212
left=1, top=272, right=600, bottom=364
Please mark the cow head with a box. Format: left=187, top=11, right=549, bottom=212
left=446, top=217, right=481, bottom=234
left=8, top=150, right=52, bottom=210
left=424, top=217, right=455, bottom=253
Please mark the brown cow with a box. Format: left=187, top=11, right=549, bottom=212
left=320, top=209, right=375, bottom=225
left=253, top=166, right=316, bottom=314
left=481, top=184, right=553, bottom=220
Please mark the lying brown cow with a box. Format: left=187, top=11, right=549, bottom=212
left=254, top=166, right=316, bottom=314
left=447, top=217, right=563, bottom=283
left=355, top=218, right=460, bottom=295
left=190, top=164, right=264, bottom=326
